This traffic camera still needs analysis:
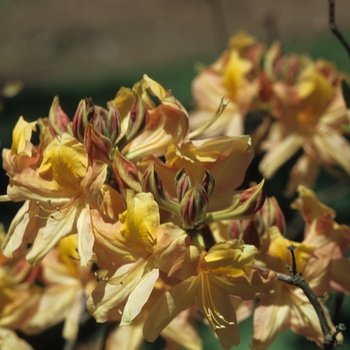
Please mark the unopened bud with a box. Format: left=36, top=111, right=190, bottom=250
left=112, top=147, right=142, bottom=192
left=201, top=169, right=215, bottom=198
left=175, top=168, right=191, bottom=203
left=72, top=98, right=121, bottom=144
left=48, top=96, right=72, bottom=137
left=142, top=162, right=178, bottom=216
left=180, top=183, right=209, bottom=229
left=119, top=92, right=149, bottom=148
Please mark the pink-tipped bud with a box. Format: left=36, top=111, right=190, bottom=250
left=142, top=162, right=178, bottom=216
left=180, top=183, right=209, bottom=229
left=201, top=169, right=215, bottom=198
left=175, top=168, right=192, bottom=203
left=48, top=96, right=72, bottom=137
left=72, top=98, right=121, bottom=145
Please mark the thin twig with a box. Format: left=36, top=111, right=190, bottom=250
left=328, top=0, right=350, bottom=59
left=254, top=244, right=346, bottom=350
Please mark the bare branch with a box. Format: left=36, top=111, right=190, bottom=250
left=254, top=245, right=346, bottom=350
left=328, top=0, right=350, bottom=59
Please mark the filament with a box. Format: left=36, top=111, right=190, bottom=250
left=201, top=273, right=234, bottom=332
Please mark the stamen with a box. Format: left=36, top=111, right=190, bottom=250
left=201, top=273, right=235, bottom=331
left=34, top=196, right=81, bottom=221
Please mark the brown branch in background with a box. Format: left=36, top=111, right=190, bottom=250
left=205, top=0, right=229, bottom=53
left=255, top=245, right=346, bottom=350
left=328, top=0, right=350, bottom=59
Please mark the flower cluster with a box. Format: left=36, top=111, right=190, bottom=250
left=0, top=35, right=350, bottom=350
left=191, top=32, right=350, bottom=195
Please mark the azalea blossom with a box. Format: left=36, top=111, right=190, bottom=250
left=2, top=121, right=106, bottom=266
left=87, top=190, right=188, bottom=325
left=22, top=234, right=96, bottom=340
left=258, top=44, right=350, bottom=195
left=190, top=32, right=266, bottom=137
left=0, top=224, right=40, bottom=349
left=291, top=185, right=350, bottom=294
left=144, top=239, right=276, bottom=349
left=252, top=226, right=340, bottom=349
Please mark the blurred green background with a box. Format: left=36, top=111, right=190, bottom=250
left=1, top=0, right=350, bottom=349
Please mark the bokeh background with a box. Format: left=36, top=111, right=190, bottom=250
left=1, top=0, right=350, bottom=349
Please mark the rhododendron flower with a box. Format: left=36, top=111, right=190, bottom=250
left=0, top=224, right=41, bottom=348
left=291, top=185, right=350, bottom=294
left=252, top=226, right=339, bottom=349
left=88, top=190, right=188, bottom=324
left=258, top=44, right=350, bottom=195
left=190, top=32, right=266, bottom=137
left=23, top=234, right=96, bottom=340
left=151, top=135, right=255, bottom=212
left=2, top=125, right=104, bottom=266
left=105, top=281, right=202, bottom=350
left=0, top=327, right=33, bottom=350
left=144, top=239, right=276, bottom=349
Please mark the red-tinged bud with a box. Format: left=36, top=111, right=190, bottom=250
left=119, top=92, right=149, bottom=148
left=85, top=124, right=112, bottom=165
left=268, top=197, right=286, bottom=235
left=175, top=168, right=191, bottom=203
left=72, top=98, right=121, bottom=145
left=203, top=180, right=266, bottom=224
left=180, top=183, right=209, bottom=229
left=240, top=220, right=261, bottom=249
left=239, top=181, right=266, bottom=215
left=201, top=169, right=215, bottom=198
left=48, top=96, right=72, bottom=137
left=112, top=147, right=142, bottom=193
left=142, top=162, right=178, bottom=216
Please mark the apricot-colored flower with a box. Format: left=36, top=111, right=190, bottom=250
left=291, top=185, right=350, bottom=294
left=252, top=226, right=338, bottom=349
left=88, top=190, right=187, bottom=324
left=258, top=44, right=350, bottom=195
left=190, top=32, right=266, bottom=137
left=23, top=235, right=96, bottom=340
left=144, top=239, right=276, bottom=349
left=2, top=129, right=102, bottom=266
left=151, top=135, right=255, bottom=212
left=0, top=327, right=33, bottom=350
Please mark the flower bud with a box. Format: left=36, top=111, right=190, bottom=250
left=180, top=183, right=209, bottom=229
left=175, top=168, right=191, bottom=203
left=201, top=169, right=215, bottom=198
left=72, top=98, right=121, bottom=145
left=119, top=92, right=149, bottom=148
left=48, top=96, right=72, bottom=137
left=142, top=162, right=178, bottom=216
left=112, top=147, right=142, bottom=193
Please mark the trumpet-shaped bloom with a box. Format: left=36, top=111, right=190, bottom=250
left=144, top=239, right=276, bottom=349
left=23, top=235, right=96, bottom=340
left=252, top=226, right=338, bottom=349
left=190, top=32, right=265, bottom=137
left=152, top=135, right=254, bottom=212
left=291, top=185, right=350, bottom=294
left=258, top=44, right=350, bottom=194
left=2, top=119, right=114, bottom=266
left=87, top=190, right=188, bottom=324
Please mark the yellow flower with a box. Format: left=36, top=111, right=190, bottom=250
left=23, top=235, right=96, bottom=341
left=152, top=135, right=254, bottom=212
left=87, top=190, right=187, bottom=324
left=144, top=239, right=276, bottom=349
left=252, top=226, right=338, bottom=349
left=292, top=185, right=350, bottom=294
left=190, top=32, right=265, bottom=137
left=258, top=44, right=350, bottom=194
left=2, top=128, right=114, bottom=266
